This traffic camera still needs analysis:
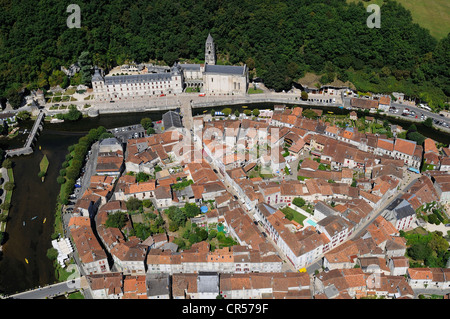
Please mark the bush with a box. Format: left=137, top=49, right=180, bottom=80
left=105, top=212, right=128, bottom=229
left=4, top=181, right=14, bottom=191
left=2, top=159, right=13, bottom=169
left=46, top=247, right=59, bottom=260
left=293, top=197, right=306, bottom=208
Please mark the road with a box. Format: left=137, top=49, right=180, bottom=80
left=343, top=96, right=450, bottom=131
left=8, top=278, right=83, bottom=299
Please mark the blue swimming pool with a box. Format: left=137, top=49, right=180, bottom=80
left=306, top=219, right=317, bottom=227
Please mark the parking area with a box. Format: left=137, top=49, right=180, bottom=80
left=109, top=124, right=146, bottom=143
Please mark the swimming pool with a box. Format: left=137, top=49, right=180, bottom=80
left=306, top=219, right=317, bottom=227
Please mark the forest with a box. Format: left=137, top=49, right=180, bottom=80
left=0, top=0, right=448, bottom=109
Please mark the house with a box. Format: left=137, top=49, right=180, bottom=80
left=122, top=275, right=147, bottom=299
left=99, top=137, right=123, bottom=153
left=423, top=138, right=440, bottom=169
left=357, top=256, right=390, bottom=275
left=367, top=274, right=414, bottom=299
left=172, top=273, right=199, bottom=299
left=351, top=98, right=378, bottom=111
left=406, top=268, right=450, bottom=289
left=440, top=157, right=450, bottom=172
left=110, top=237, right=148, bottom=274
left=429, top=173, right=450, bottom=204
left=389, top=256, right=409, bottom=276
left=316, top=215, right=354, bottom=251
left=162, top=110, right=183, bottom=131
left=377, top=96, right=391, bottom=111
left=87, top=272, right=123, bottom=299
left=154, top=185, right=173, bottom=208
left=70, top=226, right=110, bottom=275
left=401, top=176, right=440, bottom=210
left=196, top=272, right=220, bottom=299
left=96, top=151, right=124, bottom=176
left=73, top=194, right=102, bottom=219
left=220, top=272, right=311, bottom=299
left=314, top=268, right=368, bottom=299
left=147, top=273, right=171, bottom=299
left=262, top=209, right=330, bottom=269
left=381, top=198, right=416, bottom=231
left=392, top=138, right=421, bottom=169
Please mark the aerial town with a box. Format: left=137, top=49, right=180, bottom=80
left=49, top=93, right=449, bottom=299
left=1, top=33, right=448, bottom=302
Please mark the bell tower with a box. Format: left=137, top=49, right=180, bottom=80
left=205, top=33, right=216, bottom=65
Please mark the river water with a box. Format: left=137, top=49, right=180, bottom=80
left=0, top=104, right=448, bottom=295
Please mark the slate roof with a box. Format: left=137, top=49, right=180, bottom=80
left=162, top=111, right=183, bottom=129
left=204, top=64, right=246, bottom=76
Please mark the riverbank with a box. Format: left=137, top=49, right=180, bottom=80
left=0, top=168, right=14, bottom=245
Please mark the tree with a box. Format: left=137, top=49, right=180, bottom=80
left=78, top=51, right=92, bottom=86
left=126, top=197, right=142, bottom=211
left=64, top=105, right=82, bottom=121
left=184, top=203, right=200, bottom=218
left=105, top=211, right=128, bottom=229
left=407, top=243, right=431, bottom=261
left=166, top=206, right=187, bottom=228
left=46, top=247, right=59, bottom=260
left=252, top=109, right=260, bottom=117
left=407, top=131, right=426, bottom=145
left=222, top=108, right=232, bottom=116
left=140, top=118, right=153, bottom=130
left=4, top=181, right=14, bottom=191
left=16, top=111, right=31, bottom=121
left=57, top=176, right=66, bottom=184
left=2, top=158, right=13, bottom=169
left=423, top=117, right=433, bottom=128
left=301, top=91, right=308, bottom=101
left=292, top=197, right=305, bottom=208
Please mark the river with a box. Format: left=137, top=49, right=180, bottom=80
left=0, top=103, right=448, bottom=295
left=0, top=111, right=164, bottom=295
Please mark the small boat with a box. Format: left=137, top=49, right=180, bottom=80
left=23, top=221, right=25, bottom=226
left=43, top=218, right=46, bottom=224
left=31, top=216, right=37, bottom=220
left=25, top=258, right=29, bottom=264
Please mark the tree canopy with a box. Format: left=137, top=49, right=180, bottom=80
left=0, top=0, right=448, bottom=109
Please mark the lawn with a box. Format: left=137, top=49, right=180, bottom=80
left=347, top=0, right=450, bottom=39
left=280, top=206, right=308, bottom=225
left=248, top=88, right=264, bottom=94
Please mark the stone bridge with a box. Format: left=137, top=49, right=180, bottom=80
left=6, top=110, right=45, bottom=157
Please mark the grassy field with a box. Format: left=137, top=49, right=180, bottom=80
left=347, top=0, right=450, bottom=39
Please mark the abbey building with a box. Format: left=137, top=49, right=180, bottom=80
left=92, top=34, right=248, bottom=101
